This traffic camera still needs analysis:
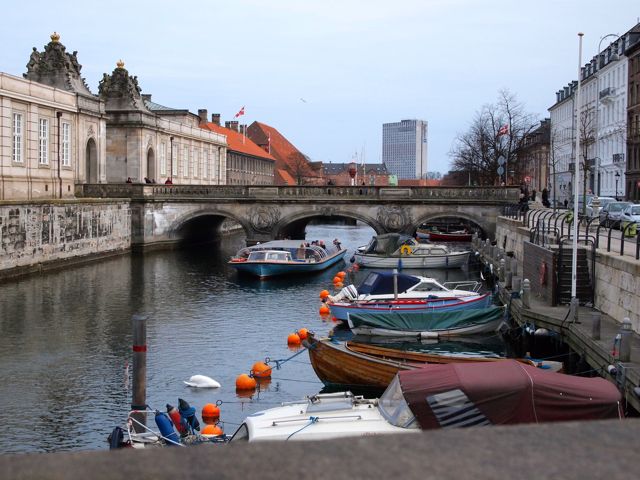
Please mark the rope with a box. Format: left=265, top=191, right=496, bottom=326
left=286, top=416, right=319, bottom=441
left=265, top=342, right=315, bottom=371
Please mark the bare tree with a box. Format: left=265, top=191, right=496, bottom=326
left=449, top=89, right=538, bottom=186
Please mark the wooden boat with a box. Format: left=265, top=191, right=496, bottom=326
left=346, top=306, right=505, bottom=338
left=304, top=334, right=563, bottom=389
left=354, top=233, right=469, bottom=269
left=327, top=271, right=488, bottom=321
left=416, top=229, right=472, bottom=242
left=229, top=360, right=622, bottom=442
left=228, top=240, right=347, bottom=278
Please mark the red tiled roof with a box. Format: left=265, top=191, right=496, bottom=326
left=201, top=123, right=275, bottom=161
left=247, top=121, right=321, bottom=182
left=276, top=168, right=296, bottom=185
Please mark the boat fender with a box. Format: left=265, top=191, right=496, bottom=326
left=178, top=398, right=201, bottom=432
left=539, top=261, right=547, bottom=286
left=108, top=426, right=125, bottom=450
left=155, top=411, right=180, bottom=446
left=400, top=245, right=412, bottom=255
left=167, top=403, right=188, bottom=436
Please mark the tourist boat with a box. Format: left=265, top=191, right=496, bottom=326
left=326, top=271, right=489, bottom=321
left=228, top=360, right=623, bottom=442
left=228, top=240, right=347, bottom=278
left=354, top=233, right=469, bottom=268
left=416, top=229, right=473, bottom=242
left=345, top=306, right=505, bottom=338
left=304, top=334, right=564, bottom=388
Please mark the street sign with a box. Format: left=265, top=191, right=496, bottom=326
left=498, top=156, right=506, bottom=166
left=497, top=166, right=505, bottom=176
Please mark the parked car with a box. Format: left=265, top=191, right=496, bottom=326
left=619, top=204, right=640, bottom=230
left=599, top=201, right=632, bottom=228
left=585, top=196, right=615, bottom=219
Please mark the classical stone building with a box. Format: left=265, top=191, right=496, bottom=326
left=323, top=162, right=390, bottom=186
left=99, top=62, right=227, bottom=185
left=199, top=112, right=275, bottom=185
left=0, top=33, right=107, bottom=200
left=515, top=119, right=550, bottom=195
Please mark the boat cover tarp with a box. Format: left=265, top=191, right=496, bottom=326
left=398, top=360, right=623, bottom=429
left=357, top=272, right=421, bottom=296
left=364, top=233, right=415, bottom=255
left=348, top=306, right=504, bottom=331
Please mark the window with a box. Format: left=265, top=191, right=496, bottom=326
left=62, top=123, right=71, bottom=166
left=193, top=149, right=198, bottom=178
left=39, top=118, right=49, bottom=165
left=12, top=113, right=23, bottom=163
left=160, top=142, right=167, bottom=176
left=203, top=149, right=208, bottom=179
left=172, top=143, right=178, bottom=176
left=183, top=145, right=189, bottom=177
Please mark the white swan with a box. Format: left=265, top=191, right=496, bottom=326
left=183, top=374, right=221, bottom=388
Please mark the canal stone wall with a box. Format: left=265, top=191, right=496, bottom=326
left=0, top=200, right=131, bottom=280
left=495, top=216, right=640, bottom=332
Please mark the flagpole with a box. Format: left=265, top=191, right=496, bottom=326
left=570, top=32, right=584, bottom=321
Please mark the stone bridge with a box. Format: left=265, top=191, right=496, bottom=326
left=78, top=184, right=520, bottom=248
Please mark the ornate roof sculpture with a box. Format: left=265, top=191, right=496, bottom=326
left=24, top=32, right=93, bottom=95
left=98, top=60, right=150, bottom=112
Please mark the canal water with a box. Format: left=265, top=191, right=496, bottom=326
left=0, top=223, right=504, bottom=454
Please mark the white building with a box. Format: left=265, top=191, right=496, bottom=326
left=382, top=119, right=428, bottom=180
left=548, top=82, right=577, bottom=206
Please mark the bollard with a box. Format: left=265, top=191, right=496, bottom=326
left=522, top=279, right=530, bottom=308
left=512, top=276, right=522, bottom=293
left=619, top=317, right=633, bottom=362
left=499, top=258, right=506, bottom=282
left=506, top=269, right=513, bottom=289
left=510, top=258, right=518, bottom=277
left=505, top=256, right=512, bottom=274
left=132, top=314, right=148, bottom=433
left=591, top=312, right=601, bottom=340
left=569, top=297, right=579, bottom=324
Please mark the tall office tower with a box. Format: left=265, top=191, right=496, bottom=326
left=382, top=119, right=428, bottom=180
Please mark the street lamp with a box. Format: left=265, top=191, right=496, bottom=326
left=615, top=171, right=620, bottom=200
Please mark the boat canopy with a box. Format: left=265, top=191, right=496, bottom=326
left=236, top=240, right=340, bottom=261
left=395, top=360, right=623, bottom=430
left=358, top=272, right=421, bottom=296
left=348, top=306, right=503, bottom=331
left=363, top=234, right=417, bottom=255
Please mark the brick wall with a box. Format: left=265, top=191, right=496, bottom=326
left=523, top=241, right=556, bottom=305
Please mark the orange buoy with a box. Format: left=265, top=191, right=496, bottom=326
left=288, top=343, right=302, bottom=353
left=334, top=282, right=343, bottom=289
left=287, top=332, right=301, bottom=345
left=202, top=403, right=220, bottom=424
left=332, top=276, right=342, bottom=284
left=201, top=424, right=224, bottom=437
left=337, top=271, right=346, bottom=279
left=319, top=289, right=330, bottom=299
left=332, top=316, right=339, bottom=322
left=251, top=361, right=272, bottom=378
left=319, top=304, right=330, bottom=315
left=298, top=328, right=309, bottom=340
left=235, top=373, right=257, bottom=390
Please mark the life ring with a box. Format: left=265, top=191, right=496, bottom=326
left=539, top=261, right=547, bottom=286
left=400, top=245, right=412, bottom=255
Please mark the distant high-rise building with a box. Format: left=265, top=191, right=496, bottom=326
left=382, top=119, right=428, bottom=180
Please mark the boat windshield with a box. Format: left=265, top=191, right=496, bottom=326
left=229, top=423, right=249, bottom=442
left=248, top=251, right=292, bottom=262
left=411, top=280, right=446, bottom=292
left=377, top=375, right=419, bottom=429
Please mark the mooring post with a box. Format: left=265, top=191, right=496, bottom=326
left=499, top=258, right=506, bottom=283
left=510, top=258, right=518, bottom=278
left=393, top=268, right=398, bottom=300
left=131, top=314, right=148, bottom=432
left=591, top=311, right=601, bottom=340
left=522, top=279, right=530, bottom=308
left=512, top=276, right=522, bottom=293
left=619, top=317, right=633, bottom=362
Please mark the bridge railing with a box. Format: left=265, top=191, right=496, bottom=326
left=77, top=184, right=520, bottom=202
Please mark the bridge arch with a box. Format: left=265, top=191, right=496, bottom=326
left=412, top=210, right=490, bottom=238
left=169, top=208, right=251, bottom=245
left=274, top=210, right=384, bottom=239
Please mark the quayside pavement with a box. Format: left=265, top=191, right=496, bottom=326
left=0, top=419, right=638, bottom=480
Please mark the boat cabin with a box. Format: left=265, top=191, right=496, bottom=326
left=235, top=240, right=340, bottom=263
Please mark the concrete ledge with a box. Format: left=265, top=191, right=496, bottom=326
left=1, top=419, right=636, bottom=480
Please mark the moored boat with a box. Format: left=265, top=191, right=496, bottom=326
left=304, top=334, right=563, bottom=389
left=229, top=360, right=622, bottom=442
left=354, top=233, right=469, bottom=268
left=346, top=306, right=505, bottom=338
left=228, top=240, right=347, bottom=278
left=416, top=229, right=473, bottom=242
left=326, top=271, right=489, bottom=321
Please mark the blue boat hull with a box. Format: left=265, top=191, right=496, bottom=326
left=329, top=293, right=492, bottom=321
left=230, top=250, right=347, bottom=278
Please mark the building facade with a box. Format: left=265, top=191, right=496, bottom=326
left=548, top=82, right=576, bottom=207
left=515, top=119, right=550, bottom=195
left=626, top=32, right=640, bottom=201
left=199, top=112, right=275, bottom=185
left=99, top=62, right=227, bottom=185
left=382, top=119, right=428, bottom=180
left=0, top=33, right=107, bottom=200
left=323, top=162, right=389, bottom=186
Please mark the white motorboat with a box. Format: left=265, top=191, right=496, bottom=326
left=354, top=233, right=469, bottom=268
left=327, top=271, right=488, bottom=321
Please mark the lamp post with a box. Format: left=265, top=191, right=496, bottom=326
left=594, top=33, right=621, bottom=199
left=615, top=171, right=620, bottom=200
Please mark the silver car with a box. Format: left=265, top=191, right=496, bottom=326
left=585, top=196, right=615, bottom=219
left=599, top=201, right=632, bottom=228
left=619, top=204, right=640, bottom=231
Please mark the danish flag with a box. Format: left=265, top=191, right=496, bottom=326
left=497, top=124, right=509, bottom=136
left=234, top=106, right=245, bottom=118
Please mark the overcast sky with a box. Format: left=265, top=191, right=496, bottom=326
left=1, top=1, right=638, bottom=173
